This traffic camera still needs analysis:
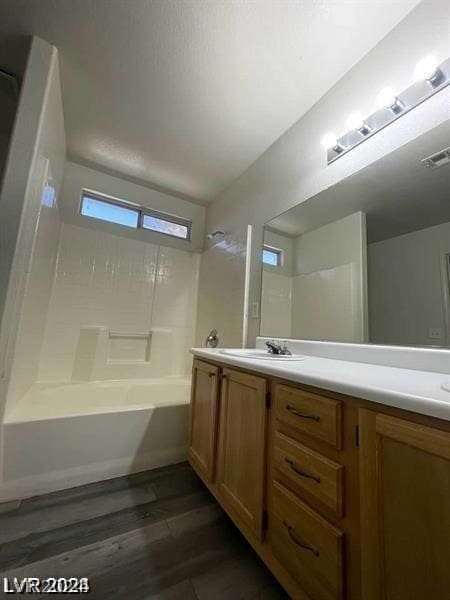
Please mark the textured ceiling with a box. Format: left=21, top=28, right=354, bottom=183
left=0, top=0, right=420, bottom=203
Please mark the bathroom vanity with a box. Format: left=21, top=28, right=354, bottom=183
left=188, top=345, right=450, bottom=600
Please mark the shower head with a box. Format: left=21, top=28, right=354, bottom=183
left=206, top=230, right=226, bottom=240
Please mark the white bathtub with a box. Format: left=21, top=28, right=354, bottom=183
left=2, top=378, right=191, bottom=501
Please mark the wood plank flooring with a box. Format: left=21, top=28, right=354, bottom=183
left=0, top=463, right=287, bottom=599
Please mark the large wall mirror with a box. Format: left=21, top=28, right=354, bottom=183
left=261, top=121, right=450, bottom=348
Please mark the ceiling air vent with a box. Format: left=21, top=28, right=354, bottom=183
left=421, top=147, right=450, bottom=170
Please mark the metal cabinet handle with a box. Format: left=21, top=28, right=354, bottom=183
left=284, top=458, right=321, bottom=483
left=208, top=372, right=216, bottom=378
left=286, top=404, right=320, bottom=422
left=283, top=520, right=320, bottom=557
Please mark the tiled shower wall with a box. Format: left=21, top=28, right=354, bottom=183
left=38, top=223, right=199, bottom=382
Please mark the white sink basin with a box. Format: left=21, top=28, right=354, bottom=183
left=220, top=349, right=306, bottom=361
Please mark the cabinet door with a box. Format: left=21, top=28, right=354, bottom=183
left=188, top=359, right=220, bottom=482
left=216, top=368, right=268, bottom=540
left=359, top=409, right=450, bottom=600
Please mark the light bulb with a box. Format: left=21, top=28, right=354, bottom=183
left=346, top=111, right=371, bottom=135
left=376, top=88, right=397, bottom=109
left=376, top=87, right=404, bottom=114
left=414, top=55, right=439, bottom=81
left=321, top=132, right=338, bottom=150
left=346, top=111, right=365, bottom=131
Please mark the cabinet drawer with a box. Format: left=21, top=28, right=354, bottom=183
left=270, top=481, right=344, bottom=600
left=275, top=384, right=342, bottom=448
left=273, top=431, right=344, bottom=516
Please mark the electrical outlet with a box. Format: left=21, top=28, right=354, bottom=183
left=251, top=302, right=259, bottom=318
left=429, top=328, right=443, bottom=340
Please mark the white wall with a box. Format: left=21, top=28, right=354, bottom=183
left=369, top=222, right=450, bottom=347
left=204, top=0, right=449, bottom=345
left=61, top=161, right=206, bottom=253
left=38, top=223, right=199, bottom=383
left=0, top=37, right=66, bottom=416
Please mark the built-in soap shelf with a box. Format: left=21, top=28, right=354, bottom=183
left=72, top=326, right=173, bottom=381
left=108, top=330, right=152, bottom=364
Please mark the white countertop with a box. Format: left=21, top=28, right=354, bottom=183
left=190, top=347, right=450, bottom=421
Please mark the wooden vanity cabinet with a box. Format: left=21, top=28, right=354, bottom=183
left=188, top=357, right=450, bottom=600
left=359, top=410, right=450, bottom=600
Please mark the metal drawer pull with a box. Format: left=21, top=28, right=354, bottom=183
left=208, top=372, right=216, bottom=378
left=284, top=458, right=321, bottom=483
left=286, top=404, right=320, bottom=422
left=283, top=520, right=320, bottom=557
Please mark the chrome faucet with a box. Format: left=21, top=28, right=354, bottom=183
left=205, top=329, right=219, bottom=348
left=265, top=340, right=292, bottom=355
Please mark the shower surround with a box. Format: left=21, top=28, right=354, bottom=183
left=2, top=220, right=200, bottom=501
left=38, top=222, right=199, bottom=384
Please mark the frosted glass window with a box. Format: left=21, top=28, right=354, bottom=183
left=262, top=247, right=282, bottom=267
left=142, top=214, right=190, bottom=240
left=81, top=195, right=139, bottom=228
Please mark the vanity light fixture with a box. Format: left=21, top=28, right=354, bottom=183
left=346, top=111, right=372, bottom=135
left=322, top=55, right=449, bottom=165
left=376, top=87, right=404, bottom=114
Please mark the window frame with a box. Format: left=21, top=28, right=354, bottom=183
left=80, top=191, right=140, bottom=228
left=79, top=189, right=192, bottom=241
left=139, top=207, right=192, bottom=241
left=262, top=244, right=283, bottom=267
